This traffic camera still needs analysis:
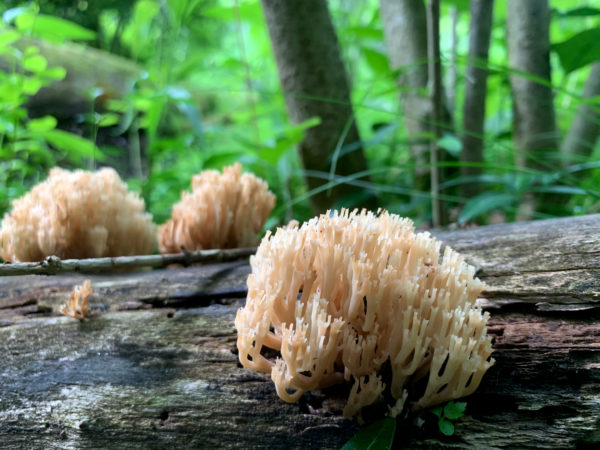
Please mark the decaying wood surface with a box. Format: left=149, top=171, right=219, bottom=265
left=1, top=214, right=599, bottom=448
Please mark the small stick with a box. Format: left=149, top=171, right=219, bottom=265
left=0, top=247, right=256, bottom=277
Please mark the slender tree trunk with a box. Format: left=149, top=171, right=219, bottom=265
left=260, top=0, right=372, bottom=214
left=380, top=0, right=431, bottom=189
left=426, top=0, right=447, bottom=226
left=507, top=0, right=558, bottom=169
left=561, top=62, right=600, bottom=163
left=461, top=0, right=494, bottom=200
left=448, top=6, right=458, bottom=118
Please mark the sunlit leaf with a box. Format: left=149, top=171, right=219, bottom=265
left=27, top=115, right=57, bottom=132
left=42, top=66, right=67, bottom=81
left=98, top=113, right=121, bottom=127
left=16, top=13, right=96, bottom=42
left=42, top=129, right=105, bottom=161
left=21, top=77, right=42, bottom=95
left=341, top=418, right=396, bottom=450
left=23, top=54, right=47, bottom=73
left=0, top=30, right=20, bottom=48
left=362, top=46, right=391, bottom=74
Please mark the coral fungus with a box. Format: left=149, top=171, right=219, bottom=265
left=0, top=167, right=156, bottom=262
left=60, top=279, right=92, bottom=321
left=235, top=209, right=494, bottom=419
left=158, top=163, right=275, bottom=253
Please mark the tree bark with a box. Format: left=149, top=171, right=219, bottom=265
left=561, top=61, right=600, bottom=162
left=1, top=215, right=599, bottom=448
left=507, top=0, right=558, bottom=169
left=380, top=0, right=431, bottom=188
left=260, top=0, right=372, bottom=214
left=461, top=0, right=494, bottom=200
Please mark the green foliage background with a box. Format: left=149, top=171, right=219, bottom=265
left=1, top=0, right=599, bottom=228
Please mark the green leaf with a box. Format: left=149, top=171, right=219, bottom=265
left=97, top=113, right=121, bottom=127
left=0, top=30, right=20, bottom=49
left=42, top=66, right=67, bottom=81
left=23, top=54, right=47, bottom=73
left=42, top=129, right=104, bottom=161
left=361, top=47, right=391, bottom=74
left=459, top=192, right=518, bottom=224
left=436, top=134, right=462, bottom=157
left=431, top=406, right=443, bottom=418
left=444, top=0, right=469, bottom=12
left=553, top=7, right=600, bottom=18
left=343, top=26, right=383, bottom=40
left=21, top=77, right=42, bottom=95
left=14, top=12, right=35, bottom=31
left=341, top=418, right=396, bottom=450
left=438, top=419, right=455, bottom=436
left=31, top=14, right=96, bottom=43
left=27, top=115, right=57, bottom=132
left=443, top=401, right=467, bottom=420
left=553, top=28, right=600, bottom=74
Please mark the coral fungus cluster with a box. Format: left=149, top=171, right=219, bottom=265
left=158, top=163, right=275, bottom=253
left=0, top=168, right=156, bottom=262
left=235, top=209, right=494, bottom=419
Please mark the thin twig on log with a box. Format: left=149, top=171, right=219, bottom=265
left=0, top=247, right=257, bottom=276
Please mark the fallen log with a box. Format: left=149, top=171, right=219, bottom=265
left=1, top=214, right=599, bottom=448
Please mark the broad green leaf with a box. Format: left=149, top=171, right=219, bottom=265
left=341, top=418, right=396, bottom=450
left=42, top=66, right=67, bottom=81
left=362, top=47, right=391, bottom=74
left=437, top=134, right=462, bottom=157
left=444, top=0, right=469, bottom=12
left=343, top=26, right=383, bottom=40
left=23, top=54, right=47, bottom=73
left=553, top=7, right=600, bottom=18
left=443, top=401, right=467, bottom=420
left=459, top=192, right=518, bottom=224
left=97, top=113, right=121, bottom=128
left=431, top=406, right=443, bottom=418
left=42, top=129, right=104, bottom=161
left=21, top=77, right=42, bottom=95
left=553, top=28, right=600, bottom=74
left=0, top=30, right=20, bottom=48
left=30, top=14, right=96, bottom=42
left=438, top=419, right=455, bottom=436
left=14, top=12, right=35, bottom=31
left=27, top=115, right=57, bottom=132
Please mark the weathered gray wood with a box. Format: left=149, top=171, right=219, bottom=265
left=1, top=214, right=599, bottom=448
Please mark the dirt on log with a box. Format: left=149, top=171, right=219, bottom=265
left=1, top=215, right=599, bottom=449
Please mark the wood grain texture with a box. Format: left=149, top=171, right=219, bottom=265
left=1, top=215, right=599, bottom=448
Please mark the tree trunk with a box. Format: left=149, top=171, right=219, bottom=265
left=426, top=0, right=447, bottom=226
left=561, top=62, right=600, bottom=163
left=507, top=0, right=558, bottom=169
left=380, top=0, right=431, bottom=189
left=461, top=0, right=494, bottom=200
left=1, top=215, right=599, bottom=448
left=260, top=0, right=372, bottom=214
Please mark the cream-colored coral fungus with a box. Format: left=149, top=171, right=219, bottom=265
left=158, top=163, right=275, bottom=253
left=0, top=168, right=156, bottom=262
left=235, top=209, right=494, bottom=420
